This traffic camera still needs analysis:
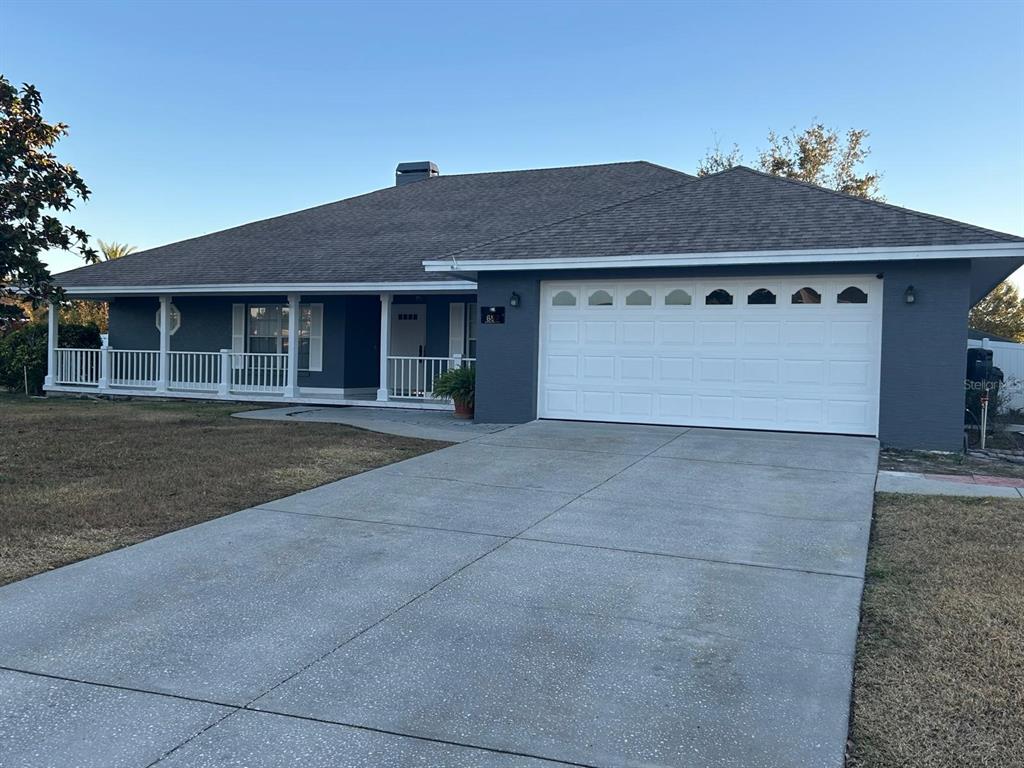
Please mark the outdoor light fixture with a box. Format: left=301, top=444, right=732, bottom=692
left=509, top=291, right=521, bottom=308
left=904, top=285, right=916, bottom=304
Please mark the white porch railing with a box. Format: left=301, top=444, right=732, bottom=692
left=230, top=352, right=288, bottom=394
left=55, top=348, right=101, bottom=386
left=387, top=355, right=475, bottom=399
left=168, top=351, right=221, bottom=392
left=109, top=350, right=160, bottom=388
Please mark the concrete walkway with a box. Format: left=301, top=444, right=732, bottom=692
left=0, top=422, right=878, bottom=768
left=876, top=469, right=1024, bottom=498
left=233, top=405, right=513, bottom=443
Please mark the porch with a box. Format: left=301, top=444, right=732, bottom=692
left=44, top=291, right=477, bottom=410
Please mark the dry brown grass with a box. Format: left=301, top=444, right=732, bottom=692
left=879, top=447, right=1024, bottom=479
left=848, top=493, right=1024, bottom=768
left=0, top=395, right=445, bottom=585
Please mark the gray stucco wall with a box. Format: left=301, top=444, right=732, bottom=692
left=474, top=260, right=975, bottom=451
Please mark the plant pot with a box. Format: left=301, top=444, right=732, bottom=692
left=453, top=399, right=474, bottom=419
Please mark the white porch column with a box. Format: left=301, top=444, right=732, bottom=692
left=285, top=293, right=300, bottom=398
left=98, top=335, right=110, bottom=390
left=376, top=292, right=392, bottom=401
left=157, top=295, right=170, bottom=392
left=44, top=301, right=57, bottom=387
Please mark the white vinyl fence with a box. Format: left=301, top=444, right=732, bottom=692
left=968, top=338, right=1024, bottom=411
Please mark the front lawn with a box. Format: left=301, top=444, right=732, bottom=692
left=849, top=493, right=1023, bottom=767
left=0, top=395, right=445, bottom=585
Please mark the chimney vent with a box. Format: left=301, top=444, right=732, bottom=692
left=396, top=161, right=439, bottom=186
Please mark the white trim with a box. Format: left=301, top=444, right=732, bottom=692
left=43, top=384, right=455, bottom=411
left=44, top=302, right=57, bottom=387
left=377, top=293, right=392, bottom=402
left=424, top=242, right=1024, bottom=273
left=62, top=280, right=477, bottom=297
left=448, top=302, right=465, bottom=357
left=285, top=293, right=300, bottom=397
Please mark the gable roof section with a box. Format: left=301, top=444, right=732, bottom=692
left=430, top=167, right=1023, bottom=268
left=56, top=162, right=691, bottom=291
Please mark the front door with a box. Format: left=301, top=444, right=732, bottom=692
left=390, top=304, right=426, bottom=357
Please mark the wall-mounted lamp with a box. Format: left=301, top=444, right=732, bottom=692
left=904, top=285, right=916, bottom=305
left=509, top=291, right=521, bottom=308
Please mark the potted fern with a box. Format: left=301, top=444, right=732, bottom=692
left=432, top=365, right=475, bottom=419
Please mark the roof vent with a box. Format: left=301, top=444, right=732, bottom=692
left=396, top=161, right=439, bottom=186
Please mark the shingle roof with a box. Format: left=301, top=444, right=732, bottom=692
left=56, top=162, right=692, bottom=289
left=448, top=166, right=1022, bottom=262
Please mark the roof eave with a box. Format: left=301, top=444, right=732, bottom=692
left=59, top=280, right=478, bottom=297
left=423, top=242, right=1024, bottom=273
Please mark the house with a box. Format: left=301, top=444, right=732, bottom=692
left=49, top=161, right=1024, bottom=450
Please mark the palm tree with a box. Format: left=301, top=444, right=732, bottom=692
left=97, top=240, right=136, bottom=261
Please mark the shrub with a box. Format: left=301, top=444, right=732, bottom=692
left=0, top=322, right=101, bottom=394
left=432, top=365, right=475, bottom=407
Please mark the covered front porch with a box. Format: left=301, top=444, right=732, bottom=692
left=44, top=289, right=477, bottom=410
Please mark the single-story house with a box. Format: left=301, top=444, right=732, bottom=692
left=49, top=160, right=1024, bottom=450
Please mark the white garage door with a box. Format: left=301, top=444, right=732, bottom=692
left=538, top=276, right=883, bottom=435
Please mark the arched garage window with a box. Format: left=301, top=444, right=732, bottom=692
left=625, top=289, right=652, bottom=306
left=747, top=288, right=776, bottom=305
left=791, top=287, right=821, bottom=304
left=588, top=289, right=614, bottom=307
left=837, top=286, right=868, bottom=304
left=705, top=289, right=733, bottom=305
left=551, top=290, right=576, bottom=307
left=664, top=289, right=692, bottom=306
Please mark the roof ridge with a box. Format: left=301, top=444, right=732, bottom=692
left=439, top=160, right=690, bottom=180
left=722, top=166, right=1023, bottom=242
left=436, top=175, right=698, bottom=263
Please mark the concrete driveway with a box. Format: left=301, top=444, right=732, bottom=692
left=0, top=420, right=878, bottom=768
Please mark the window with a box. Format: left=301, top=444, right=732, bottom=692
left=154, top=304, right=181, bottom=335
left=552, top=290, right=576, bottom=307
left=588, top=289, right=613, bottom=307
left=747, top=288, right=776, bottom=305
left=625, top=289, right=652, bottom=306
left=705, top=289, right=733, bottom=305
left=837, top=286, right=868, bottom=304
left=246, top=303, right=323, bottom=371
left=465, top=302, right=477, bottom=358
left=664, top=288, right=692, bottom=306
left=791, top=287, right=821, bottom=304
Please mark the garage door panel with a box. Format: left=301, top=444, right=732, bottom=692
left=699, top=322, right=736, bottom=344
left=622, top=322, right=655, bottom=344
left=547, top=321, right=578, bottom=343
left=740, top=359, right=779, bottom=384
left=620, top=392, right=654, bottom=417
left=699, top=358, right=735, bottom=382
left=658, top=357, right=694, bottom=381
left=660, top=322, right=695, bottom=345
left=620, top=357, right=654, bottom=381
left=584, top=322, right=616, bottom=344
left=742, top=321, right=781, bottom=345
left=539, top=277, right=881, bottom=435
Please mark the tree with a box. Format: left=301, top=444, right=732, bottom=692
left=969, top=281, right=1024, bottom=342
left=97, top=240, right=136, bottom=261
left=1, top=75, right=97, bottom=305
left=59, top=239, right=135, bottom=331
left=697, top=122, right=883, bottom=200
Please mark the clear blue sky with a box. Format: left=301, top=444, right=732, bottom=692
left=4, top=0, right=1023, bottom=278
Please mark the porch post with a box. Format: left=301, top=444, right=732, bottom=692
left=98, top=335, right=110, bottom=390
left=157, top=295, right=170, bottom=392
left=285, top=293, right=300, bottom=397
left=44, top=301, right=57, bottom=387
left=376, top=292, right=392, bottom=401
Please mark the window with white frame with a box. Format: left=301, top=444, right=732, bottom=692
left=466, top=302, right=477, bottom=358
left=245, top=303, right=323, bottom=371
